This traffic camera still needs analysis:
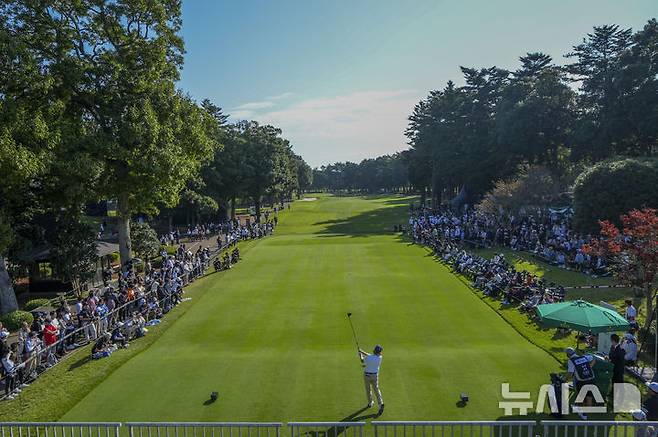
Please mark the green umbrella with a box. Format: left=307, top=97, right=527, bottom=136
left=536, top=299, right=631, bottom=334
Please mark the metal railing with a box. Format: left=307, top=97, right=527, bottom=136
left=288, top=422, right=365, bottom=437
left=541, top=421, right=658, bottom=437
left=126, top=423, right=283, bottom=437
left=372, top=422, right=536, bottom=437
left=0, top=423, right=121, bottom=437
left=1, top=246, right=227, bottom=398
left=4, top=422, right=658, bottom=437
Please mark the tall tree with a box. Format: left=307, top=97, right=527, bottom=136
left=614, top=19, right=658, bottom=156
left=294, top=155, right=313, bottom=197
left=496, top=53, right=575, bottom=171
left=3, top=1, right=218, bottom=268
left=203, top=124, right=248, bottom=220
left=239, top=121, right=287, bottom=221
left=566, top=24, right=634, bottom=160
left=0, top=10, right=63, bottom=313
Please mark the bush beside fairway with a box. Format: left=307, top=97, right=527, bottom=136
left=2, top=195, right=582, bottom=421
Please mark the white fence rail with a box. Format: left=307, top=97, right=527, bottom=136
left=0, top=423, right=121, bottom=437
left=371, top=421, right=536, bottom=437
left=125, top=423, right=283, bottom=437
left=542, top=421, right=658, bottom=437
left=288, top=422, right=365, bottom=437
left=4, top=422, right=657, bottom=437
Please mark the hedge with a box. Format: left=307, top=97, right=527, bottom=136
left=1, top=310, right=34, bottom=331
left=24, top=298, right=51, bottom=311
left=573, top=157, right=658, bottom=233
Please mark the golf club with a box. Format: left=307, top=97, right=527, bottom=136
left=346, top=312, right=363, bottom=363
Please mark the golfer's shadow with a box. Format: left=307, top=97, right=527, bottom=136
left=303, top=407, right=379, bottom=437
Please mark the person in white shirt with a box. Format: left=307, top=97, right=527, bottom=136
left=625, top=300, right=637, bottom=325
left=359, top=345, right=384, bottom=415
left=622, top=332, right=638, bottom=364
left=2, top=352, right=19, bottom=399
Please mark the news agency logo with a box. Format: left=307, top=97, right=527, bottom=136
left=499, top=383, right=641, bottom=415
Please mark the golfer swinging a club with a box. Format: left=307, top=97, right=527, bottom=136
left=359, top=345, right=384, bottom=415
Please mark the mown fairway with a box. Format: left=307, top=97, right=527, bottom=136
left=62, top=195, right=557, bottom=421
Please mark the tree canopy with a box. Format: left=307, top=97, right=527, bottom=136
left=406, top=19, right=658, bottom=205
left=0, top=0, right=310, bottom=313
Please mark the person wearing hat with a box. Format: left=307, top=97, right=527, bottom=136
left=643, top=382, right=658, bottom=420
left=359, top=345, right=384, bottom=415
left=566, top=347, right=597, bottom=420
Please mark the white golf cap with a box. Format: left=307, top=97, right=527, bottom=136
left=632, top=410, right=647, bottom=420
left=647, top=382, right=658, bottom=393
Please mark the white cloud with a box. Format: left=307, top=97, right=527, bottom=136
left=266, top=92, right=294, bottom=100
left=233, top=101, right=275, bottom=110
left=254, top=89, right=422, bottom=166
left=229, top=109, right=255, bottom=119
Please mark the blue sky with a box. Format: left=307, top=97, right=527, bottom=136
left=179, top=1, right=657, bottom=167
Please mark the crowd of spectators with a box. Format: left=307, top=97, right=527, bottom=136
left=407, top=205, right=609, bottom=275
left=408, top=206, right=574, bottom=314
left=160, top=208, right=280, bottom=246
left=0, top=217, right=277, bottom=401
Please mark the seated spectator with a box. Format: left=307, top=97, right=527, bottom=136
left=110, top=323, right=129, bottom=348
left=91, top=334, right=113, bottom=360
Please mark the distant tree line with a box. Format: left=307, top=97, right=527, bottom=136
left=311, top=152, right=409, bottom=193
left=406, top=20, right=658, bottom=205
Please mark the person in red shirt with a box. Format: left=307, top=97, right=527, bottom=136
left=42, top=318, right=59, bottom=347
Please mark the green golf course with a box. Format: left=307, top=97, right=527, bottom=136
left=21, top=195, right=562, bottom=421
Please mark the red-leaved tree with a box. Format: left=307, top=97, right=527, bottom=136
left=583, top=208, right=658, bottom=329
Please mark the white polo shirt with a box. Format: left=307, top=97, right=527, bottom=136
left=364, top=354, right=382, bottom=374
left=626, top=305, right=637, bottom=321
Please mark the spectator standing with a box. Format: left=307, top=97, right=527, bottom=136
left=625, top=300, right=638, bottom=328
left=1, top=351, right=18, bottom=400
left=96, top=299, right=109, bottom=334
left=622, top=332, right=638, bottom=365
left=43, top=318, right=58, bottom=347
left=17, top=322, right=30, bottom=357
left=608, top=334, right=626, bottom=385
